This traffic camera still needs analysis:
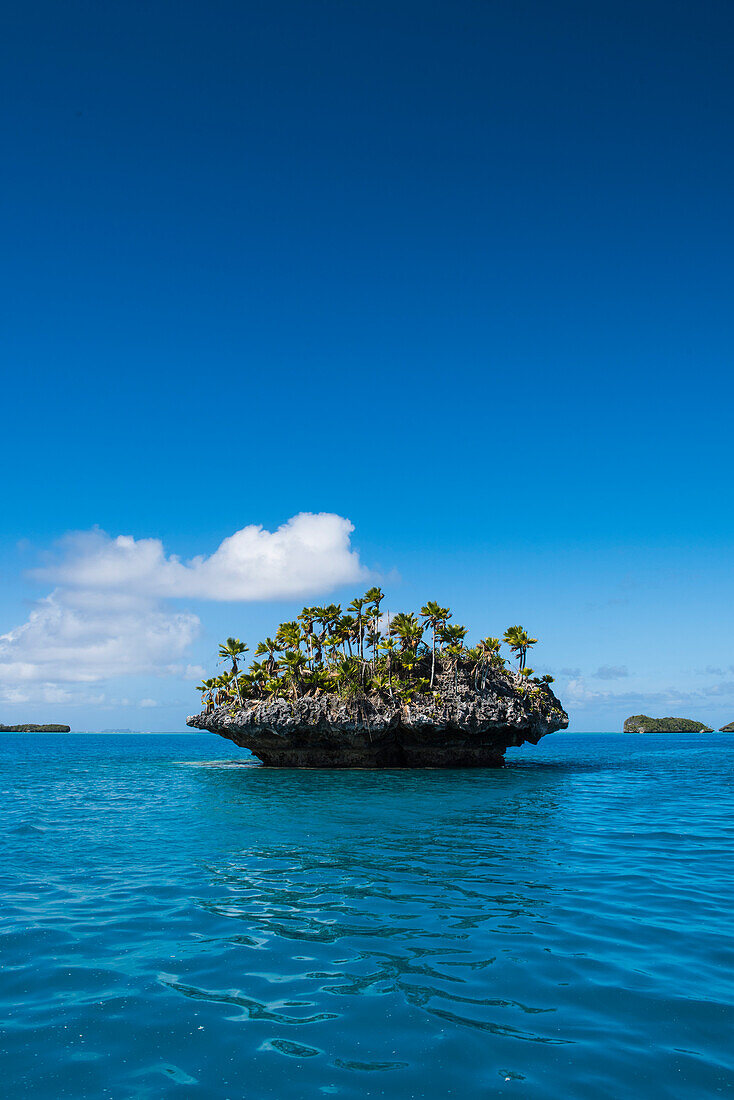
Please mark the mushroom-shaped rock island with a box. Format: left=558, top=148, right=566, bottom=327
left=188, top=663, right=567, bottom=766
left=187, top=594, right=568, bottom=767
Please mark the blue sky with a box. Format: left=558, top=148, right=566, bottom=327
left=2, top=0, right=733, bottom=731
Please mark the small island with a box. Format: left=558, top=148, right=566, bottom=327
left=0, top=723, right=71, bottom=733
left=719, top=722, right=734, bottom=732
left=623, top=715, right=713, bottom=733
left=187, top=589, right=568, bottom=767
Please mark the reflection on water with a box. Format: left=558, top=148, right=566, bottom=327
left=2, top=733, right=734, bottom=1098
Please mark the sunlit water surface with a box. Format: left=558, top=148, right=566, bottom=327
left=2, top=732, right=734, bottom=1099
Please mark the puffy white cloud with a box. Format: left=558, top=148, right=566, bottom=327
left=0, top=513, right=369, bottom=704
left=0, top=588, right=199, bottom=690
left=34, top=512, right=367, bottom=601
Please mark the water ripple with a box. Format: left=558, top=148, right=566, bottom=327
left=2, top=732, right=734, bottom=1098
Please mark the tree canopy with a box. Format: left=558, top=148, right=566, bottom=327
left=196, top=590, right=550, bottom=710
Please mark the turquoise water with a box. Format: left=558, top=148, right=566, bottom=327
left=2, top=733, right=734, bottom=1099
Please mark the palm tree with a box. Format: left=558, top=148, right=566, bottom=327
left=348, top=597, right=365, bottom=659
left=437, top=623, right=467, bottom=688
left=332, top=634, right=350, bottom=666
left=475, top=636, right=501, bottom=688
left=477, top=636, right=501, bottom=659
left=218, top=637, right=248, bottom=675
left=255, top=637, right=279, bottom=676
left=236, top=673, right=252, bottom=700
left=276, top=620, right=301, bottom=653
left=248, top=661, right=269, bottom=696
left=436, top=605, right=452, bottom=652
left=364, top=628, right=381, bottom=667
left=420, top=601, right=450, bottom=686
left=214, top=670, right=236, bottom=705
left=325, top=604, right=342, bottom=634
left=503, top=626, right=523, bottom=672
left=439, top=622, right=467, bottom=650
left=390, top=612, right=423, bottom=654
left=503, top=626, right=537, bottom=674
left=196, top=677, right=217, bottom=713
left=298, top=606, right=317, bottom=665
left=309, top=610, right=326, bottom=663
left=378, top=635, right=398, bottom=697
left=218, top=638, right=248, bottom=703
left=313, top=604, right=339, bottom=658
left=364, top=586, right=384, bottom=663
left=338, top=614, right=357, bottom=657
left=280, top=650, right=308, bottom=699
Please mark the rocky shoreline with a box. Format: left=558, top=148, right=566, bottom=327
left=187, top=664, right=568, bottom=767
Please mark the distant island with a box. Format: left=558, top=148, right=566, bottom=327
left=188, top=588, right=568, bottom=767
left=0, top=723, right=71, bottom=733
left=719, top=722, right=734, bottom=732
left=623, top=715, right=713, bottom=733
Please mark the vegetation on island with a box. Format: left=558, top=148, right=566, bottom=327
left=0, top=723, right=71, bottom=732
left=195, top=588, right=553, bottom=712
left=719, top=721, right=734, bottom=732
left=623, top=715, right=713, bottom=733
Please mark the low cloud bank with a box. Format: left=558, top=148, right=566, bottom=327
left=0, top=589, right=199, bottom=689
left=593, top=665, right=629, bottom=680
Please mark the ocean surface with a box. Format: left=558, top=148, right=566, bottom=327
left=2, top=732, right=734, bottom=1099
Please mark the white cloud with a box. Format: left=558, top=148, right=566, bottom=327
left=0, top=682, right=107, bottom=707
left=593, top=665, right=629, bottom=680
left=0, top=512, right=369, bottom=704
left=564, top=676, right=734, bottom=711
left=34, top=512, right=367, bottom=601
left=565, top=679, right=605, bottom=704
left=184, top=664, right=206, bottom=680
left=0, top=588, right=199, bottom=691
left=139, top=698, right=159, bottom=708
